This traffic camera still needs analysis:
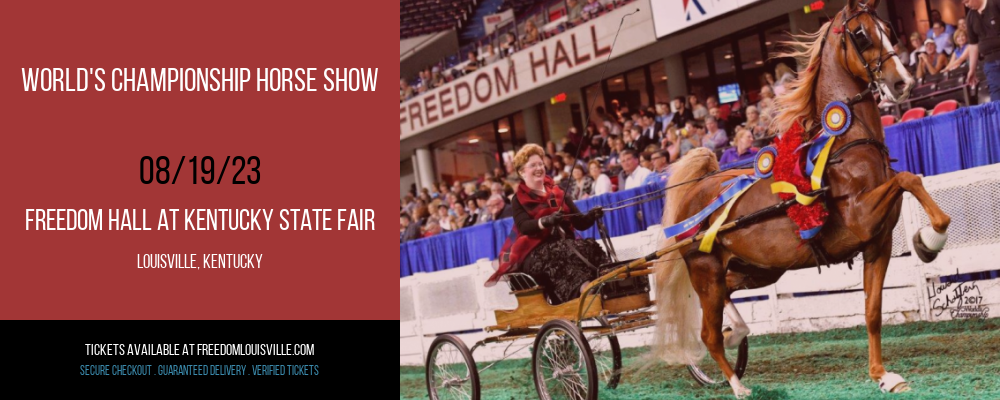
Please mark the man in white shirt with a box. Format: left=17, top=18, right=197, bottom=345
left=617, top=149, right=652, bottom=191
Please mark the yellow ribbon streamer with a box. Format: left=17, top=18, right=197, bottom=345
left=699, top=182, right=757, bottom=253
left=770, top=181, right=818, bottom=205
left=810, top=137, right=837, bottom=190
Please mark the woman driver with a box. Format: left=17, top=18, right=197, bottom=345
left=484, top=144, right=609, bottom=305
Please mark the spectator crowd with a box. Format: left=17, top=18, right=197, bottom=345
left=401, top=79, right=779, bottom=242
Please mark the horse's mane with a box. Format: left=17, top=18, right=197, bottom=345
left=770, top=21, right=833, bottom=136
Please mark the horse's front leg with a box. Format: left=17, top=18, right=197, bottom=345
left=853, top=171, right=950, bottom=261
left=862, top=238, right=910, bottom=393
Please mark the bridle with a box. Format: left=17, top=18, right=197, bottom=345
left=798, top=4, right=902, bottom=168
left=837, top=3, right=901, bottom=99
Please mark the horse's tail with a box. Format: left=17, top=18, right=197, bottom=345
left=653, top=147, right=717, bottom=365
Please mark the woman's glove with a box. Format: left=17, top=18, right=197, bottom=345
left=539, top=212, right=564, bottom=228
left=586, top=207, right=605, bottom=220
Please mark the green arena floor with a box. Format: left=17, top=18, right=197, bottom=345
left=401, top=318, right=1000, bottom=399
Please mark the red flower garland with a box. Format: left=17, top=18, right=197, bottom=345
left=773, top=122, right=828, bottom=236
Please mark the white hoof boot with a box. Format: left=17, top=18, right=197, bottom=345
left=724, top=325, right=750, bottom=349
left=729, top=375, right=752, bottom=398
left=723, top=302, right=750, bottom=349
left=919, top=226, right=948, bottom=251
left=879, top=372, right=910, bottom=393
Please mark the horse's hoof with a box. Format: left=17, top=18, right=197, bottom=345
left=879, top=372, right=909, bottom=393
left=913, top=226, right=947, bottom=263
left=729, top=375, right=752, bottom=398
left=892, top=382, right=912, bottom=393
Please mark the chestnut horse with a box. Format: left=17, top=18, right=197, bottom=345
left=654, top=0, right=951, bottom=397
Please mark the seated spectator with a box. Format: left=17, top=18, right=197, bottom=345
left=463, top=51, right=480, bottom=75
left=617, top=149, right=652, bottom=191
left=625, top=126, right=642, bottom=151
left=400, top=78, right=414, bottom=102
left=413, top=70, right=426, bottom=94
left=426, top=200, right=442, bottom=225
left=402, top=194, right=417, bottom=216
left=719, top=128, right=759, bottom=165
left=436, top=204, right=455, bottom=232
left=550, top=157, right=565, bottom=180
left=490, top=181, right=506, bottom=203
left=655, top=101, right=674, bottom=134
left=643, top=150, right=671, bottom=187
left=701, top=116, right=729, bottom=150
left=412, top=204, right=430, bottom=229
left=465, top=198, right=480, bottom=223
left=431, top=67, right=446, bottom=89
left=673, top=96, right=695, bottom=127
left=522, top=20, right=541, bottom=47
left=483, top=43, right=500, bottom=65
left=928, top=21, right=956, bottom=56
left=689, top=95, right=708, bottom=120
left=743, top=105, right=768, bottom=139
left=453, top=204, right=475, bottom=230
left=582, top=0, right=604, bottom=20
left=927, top=10, right=957, bottom=48
left=501, top=32, right=519, bottom=56
left=908, top=32, right=925, bottom=68
left=639, top=152, right=653, bottom=171
left=772, top=63, right=795, bottom=96
left=567, top=0, right=584, bottom=26
left=423, top=219, right=442, bottom=238
left=474, top=191, right=493, bottom=225
left=757, top=85, right=775, bottom=116
left=916, top=39, right=949, bottom=80
left=588, top=160, right=612, bottom=197
left=400, top=213, right=422, bottom=243
left=706, top=106, right=727, bottom=131
left=568, top=165, right=594, bottom=200
left=437, top=181, right=450, bottom=197
left=679, top=122, right=703, bottom=158
left=606, top=136, right=623, bottom=169
left=705, top=96, right=719, bottom=116
left=662, top=127, right=681, bottom=162
left=487, top=194, right=507, bottom=221
left=944, top=28, right=970, bottom=71
left=761, top=71, right=776, bottom=87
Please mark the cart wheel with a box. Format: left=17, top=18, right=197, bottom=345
left=426, top=334, right=480, bottom=400
left=586, top=317, right=622, bottom=389
left=532, top=319, right=598, bottom=400
left=686, top=328, right=749, bottom=387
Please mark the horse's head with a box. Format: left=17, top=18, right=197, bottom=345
left=835, top=0, right=914, bottom=103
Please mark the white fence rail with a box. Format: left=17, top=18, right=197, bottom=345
left=400, top=164, right=1000, bottom=366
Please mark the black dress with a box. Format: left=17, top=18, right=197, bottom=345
left=513, top=192, right=610, bottom=305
